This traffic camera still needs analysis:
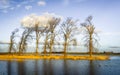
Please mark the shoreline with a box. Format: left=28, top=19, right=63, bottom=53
left=0, top=54, right=109, bottom=61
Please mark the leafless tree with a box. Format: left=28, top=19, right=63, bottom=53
left=60, top=18, right=78, bottom=57
left=43, top=32, right=50, bottom=55
left=19, top=28, right=33, bottom=54
left=34, top=24, right=49, bottom=54
left=48, top=18, right=60, bottom=55
left=81, top=16, right=99, bottom=57
left=9, top=29, right=19, bottom=53
left=35, top=23, right=40, bottom=54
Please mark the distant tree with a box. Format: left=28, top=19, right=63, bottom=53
left=60, top=18, right=78, bottom=57
left=9, top=28, right=19, bottom=53
left=81, top=16, right=99, bottom=57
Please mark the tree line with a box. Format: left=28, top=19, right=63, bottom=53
left=8, top=16, right=99, bottom=57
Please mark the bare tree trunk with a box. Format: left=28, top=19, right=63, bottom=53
left=64, top=39, right=67, bottom=57
left=9, top=38, right=13, bottom=53
left=19, top=29, right=32, bottom=54
left=19, top=31, right=25, bottom=54
left=89, top=34, right=93, bottom=57
left=43, top=34, right=48, bottom=55
left=9, top=29, right=18, bottom=54
left=19, top=40, right=23, bottom=54
left=19, top=34, right=25, bottom=54
left=49, top=33, right=55, bottom=55
left=36, top=31, right=39, bottom=54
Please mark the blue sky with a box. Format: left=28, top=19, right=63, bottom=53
left=0, top=0, right=120, bottom=46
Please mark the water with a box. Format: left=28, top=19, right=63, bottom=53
left=0, top=44, right=120, bottom=75
left=0, top=56, right=120, bottom=75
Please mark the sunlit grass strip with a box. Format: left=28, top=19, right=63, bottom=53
left=0, top=55, right=109, bottom=60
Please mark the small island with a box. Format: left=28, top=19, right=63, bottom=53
left=0, top=54, right=109, bottom=60
left=1, top=0, right=120, bottom=75
left=0, top=16, right=109, bottom=61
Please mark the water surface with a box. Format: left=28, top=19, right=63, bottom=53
left=0, top=56, right=120, bottom=75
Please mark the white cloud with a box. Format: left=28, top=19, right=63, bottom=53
left=25, top=5, right=32, bottom=10
left=43, top=12, right=63, bottom=20
left=21, top=12, right=62, bottom=28
left=37, top=1, right=46, bottom=6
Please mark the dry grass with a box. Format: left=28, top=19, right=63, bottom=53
left=0, top=54, right=109, bottom=61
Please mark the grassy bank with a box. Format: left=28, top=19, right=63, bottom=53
left=0, top=54, right=109, bottom=61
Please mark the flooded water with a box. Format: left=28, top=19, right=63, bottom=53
left=0, top=44, right=120, bottom=75
left=0, top=56, right=120, bottom=75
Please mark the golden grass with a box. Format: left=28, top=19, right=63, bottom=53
left=0, top=54, right=109, bottom=61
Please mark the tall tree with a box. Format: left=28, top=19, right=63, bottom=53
left=35, top=23, right=39, bottom=54
left=43, top=32, right=49, bottom=55
left=35, top=24, right=48, bottom=54
left=60, top=18, right=78, bottom=57
left=48, top=17, right=60, bottom=55
left=9, top=28, right=19, bottom=53
left=19, top=28, right=33, bottom=54
left=81, top=16, right=99, bottom=57
left=21, top=13, right=62, bottom=55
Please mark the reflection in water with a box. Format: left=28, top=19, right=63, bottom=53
left=35, top=60, right=38, bottom=75
left=7, top=60, right=18, bottom=75
left=63, top=60, right=68, bottom=75
left=49, top=60, right=53, bottom=75
left=89, top=60, right=94, bottom=75
left=7, top=60, right=11, bottom=75
left=43, top=60, right=47, bottom=75
left=0, top=59, right=119, bottom=75
left=18, top=61, right=25, bottom=75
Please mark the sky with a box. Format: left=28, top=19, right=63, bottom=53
left=0, top=0, right=120, bottom=46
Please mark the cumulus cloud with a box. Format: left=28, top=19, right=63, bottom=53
left=21, top=12, right=62, bottom=29
left=37, top=1, right=46, bottom=6
left=21, top=14, right=38, bottom=27
left=25, top=5, right=32, bottom=10
left=43, top=12, right=63, bottom=20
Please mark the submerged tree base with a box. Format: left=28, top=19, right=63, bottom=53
left=0, top=54, right=109, bottom=61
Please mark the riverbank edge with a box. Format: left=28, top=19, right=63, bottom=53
left=0, top=54, right=109, bottom=60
